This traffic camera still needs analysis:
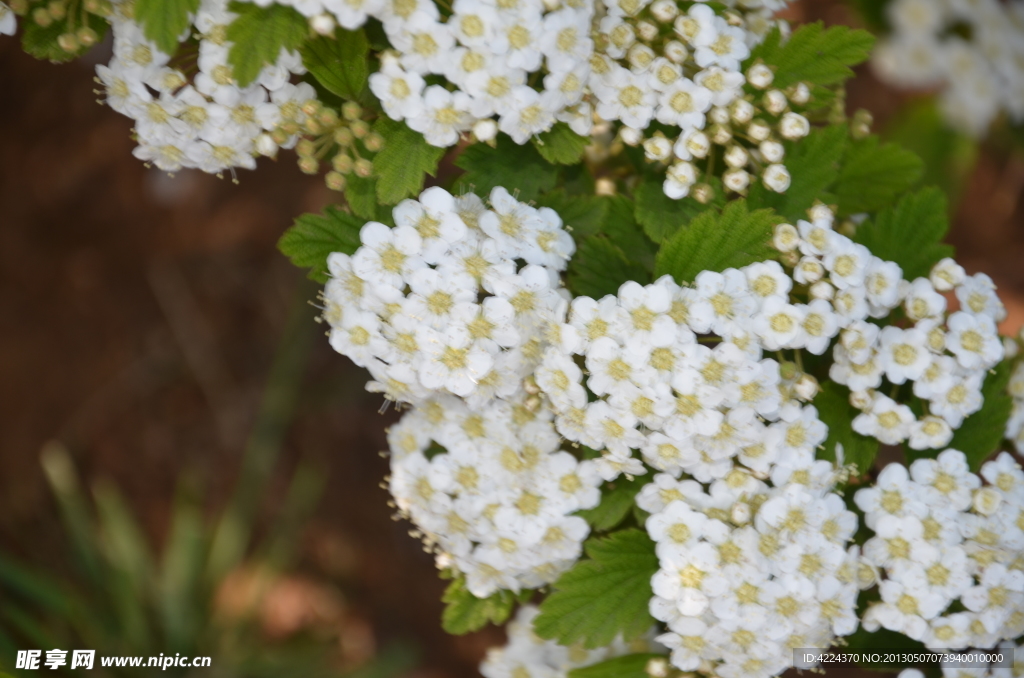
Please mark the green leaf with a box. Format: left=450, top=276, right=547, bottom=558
left=278, top=206, right=363, bottom=282
left=747, top=124, right=848, bottom=222
left=654, top=200, right=779, bottom=284
left=533, top=529, right=658, bottom=649
left=531, top=123, right=590, bottom=165
left=576, top=478, right=646, bottom=532
left=568, top=654, right=667, bottom=678
left=853, top=187, right=954, bottom=281
left=21, top=13, right=108, bottom=62
left=948, top=361, right=1015, bottom=471
left=299, top=28, right=369, bottom=100
left=456, top=134, right=559, bottom=202
left=568, top=238, right=648, bottom=299
left=135, top=0, right=199, bottom=55
left=748, top=22, right=875, bottom=89
left=534, top=190, right=609, bottom=240
left=833, top=135, right=924, bottom=215
left=441, top=577, right=515, bottom=634
left=634, top=180, right=716, bottom=243
left=372, top=117, right=446, bottom=205
left=814, top=381, right=879, bottom=475
left=603, top=195, right=656, bottom=272
left=227, top=2, right=309, bottom=88
left=345, top=174, right=379, bottom=220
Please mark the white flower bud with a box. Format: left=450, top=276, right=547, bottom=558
left=730, top=501, right=751, bottom=525
left=635, top=21, right=658, bottom=42
left=747, top=119, right=771, bottom=141
left=667, top=160, right=697, bottom=188
left=794, top=374, right=819, bottom=400
left=973, top=487, right=1002, bottom=515
left=930, top=257, right=966, bottom=291
left=711, top=124, right=733, bottom=145
left=724, top=144, right=748, bottom=168
left=762, top=163, right=790, bottom=192
left=764, top=89, right=788, bottom=115
left=643, top=135, right=672, bottom=161
left=730, top=99, right=755, bottom=124
left=746, top=62, right=774, bottom=89
left=650, top=0, right=678, bottom=22
left=856, top=559, right=879, bottom=589
left=473, top=118, right=497, bottom=142
left=780, top=112, right=810, bottom=140
left=310, top=12, right=336, bottom=35
left=796, top=256, right=825, bottom=283
left=709, top=105, right=730, bottom=125
left=789, top=82, right=811, bottom=105
left=773, top=223, right=799, bottom=252
left=1006, top=337, right=1021, bottom=360
left=676, top=130, right=710, bottom=159
left=849, top=389, right=874, bottom=410
left=809, top=280, right=834, bottom=300
left=628, top=43, right=655, bottom=69
left=595, top=177, right=617, bottom=195
left=255, top=133, right=278, bottom=157
left=664, top=39, right=688, bottom=63
left=759, top=140, right=784, bottom=163
left=723, top=168, right=750, bottom=193
left=619, top=126, right=643, bottom=145
left=808, top=203, right=834, bottom=221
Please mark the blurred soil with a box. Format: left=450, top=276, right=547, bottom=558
left=0, top=4, right=1023, bottom=678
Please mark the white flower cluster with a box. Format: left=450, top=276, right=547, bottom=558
left=387, top=395, right=602, bottom=597
left=96, top=0, right=310, bottom=172
left=321, top=185, right=574, bottom=408
left=640, top=466, right=869, bottom=678
left=872, top=0, right=1024, bottom=136
left=1008, top=361, right=1024, bottom=455
left=858, top=451, right=1024, bottom=651
left=0, top=2, right=16, bottom=35
left=776, top=214, right=1005, bottom=453
left=480, top=605, right=664, bottom=678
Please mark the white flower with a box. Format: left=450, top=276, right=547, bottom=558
left=945, top=310, right=1003, bottom=370
left=878, top=326, right=930, bottom=384
left=369, top=58, right=426, bottom=120
left=594, top=65, right=657, bottom=129
left=655, top=77, right=713, bottom=128
left=853, top=394, right=915, bottom=445
left=956, top=272, right=1007, bottom=321
left=407, top=85, right=473, bottom=146
left=931, top=257, right=966, bottom=292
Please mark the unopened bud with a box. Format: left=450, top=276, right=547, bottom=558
left=746, top=62, right=774, bottom=89
left=709, top=123, right=732, bottom=145
left=692, top=182, right=714, bottom=204
left=723, top=168, right=750, bottom=193
left=271, top=127, right=290, bottom=145
left=788, top=82, right=811, bottom=106
left=773, top=222, right=799, bottom=252
left=342, top=101, right=363, bottom=121
left=619, top=126, right=642, bottom=146
left=724, top=144, right=748, bottom=169
left=730, top=502, right=751, bottom=525
left=32, top=7, right=52, bottom=26
left=1004, top=337, right=1020, bottom=360
left=296, top=138, right=316, bottom=157
left=334, top=126, right=354, bottom=145
left=708, top=105, right=730, bottom=125
left=310, top=12, right=335, bottom=35
left=325, top=171, right=347, bottom=191
left=764, top=89, right=788, bottom=116
left=332, top=153, right=353, bottom=173
left=298, top=156, right=319, bottom=174
left=747, top=119, right=772, bottom=142
left=363, top=131, right=384, bottom=152
left=301, top=99, right=321, bottom=117
left=318, top=108, right=339, bottom=128
left=255, top=133, right=278, bottom=157
left=779, top=361, right=799, bottom=381
left=794, top=374, right=819, bottom=401
left=809, top=281, right=834, bottom=300
left=594, top=177, right=617, bottom=196
left=305, top=117, right=322, bottom=135
left=76, top=26, right=98, bottom=46
left=354, top=158, right=373, bottom=178
left=57, top=32, right=80, bottom=52
left=472, top=118, right=497, bottom=142
left=350, top=119, right=369, bottom=139
left=645, top=658, right=670, bottom=678
left=849, top=390, right=873, bottom=410
left=9, top=0, right=28, bottom=13
left=47, top=0, right=65, bottom=18
left=729, top=99, right=754, bottom=125
left=523, top=375, right=540, bottom=395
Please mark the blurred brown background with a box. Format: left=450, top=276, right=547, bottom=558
left=0, top=2, right=1023, bottom=676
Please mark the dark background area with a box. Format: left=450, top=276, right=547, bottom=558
left=0, top=2, right=1022, bottom=676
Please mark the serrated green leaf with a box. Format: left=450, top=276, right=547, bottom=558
left=815, top=381, right=879, bottom=475
left=372, top=117, right=446, bottom=205
left=227, top=2, right=309, bottom=88
left=299, top=27, right=368, bottom=100
left=456, top=134, right=558, bottom=202
left=634, top=180, right=717, bottom=243
left=21, top=13, right=108, bottom=62
left=948, top=361, right=1014, bottom=471
left=747, top=22, right=875, bottom=89
left=531, top=123, right=590, bottom=165
left=136, top=0, right=199, bottom=55
left=853, top=187, right=954, bottom=281
left=535, top=190, right=609, bottom=240
left=568, top=653, right=667, bottom=678
left=653, top=200, right=779, bottom=284
left=344, top=174, right=378, bottom=220
left=576, top=478, right=645, bottom=532
left=833, top=135, right=923, bottom=215
left=747, top=124, right=848, bottom=222
left=533, top=529, right=658, bottom=649
left=603, top=195, right=657, bottom=273
left=277, top=206, right=363, bottom=282
left=441, top=577, right=515, bottom=634
left=567, top=238, right=648, bottom=299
